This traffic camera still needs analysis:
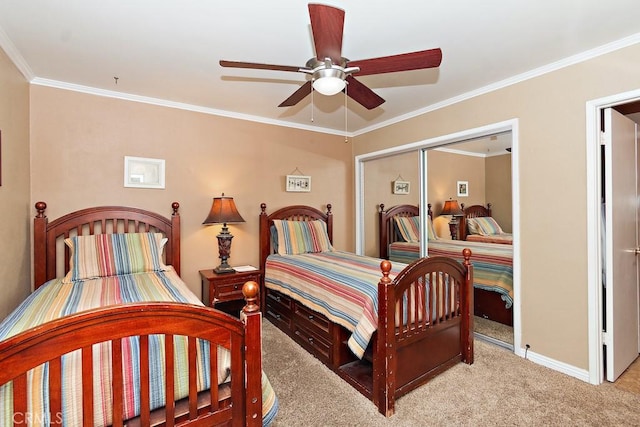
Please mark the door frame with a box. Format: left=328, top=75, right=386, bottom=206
left=586, top=88, right=640, bottom=384
left=354, top=118, right=521, bottom=353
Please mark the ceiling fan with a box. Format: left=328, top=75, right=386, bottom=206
left=219, top=3, right=442, bottom=110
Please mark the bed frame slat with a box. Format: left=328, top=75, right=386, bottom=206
left=139, top=335, right=150, bottom=425
left=112, top=338, right=124, bottom=427
left=49, top=357, right=63, bottom=426
left=81, top=345, right=94, bottom=426
left=165, top=335, right=176, bottom=426
left=210, top=343, right=219, bottom=411
left=188, top=336, right=198, bottom=419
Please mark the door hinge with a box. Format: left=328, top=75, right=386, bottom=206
left=602, top=330, right=610, bottom=346
left=600, top=131, right=607, bottom=146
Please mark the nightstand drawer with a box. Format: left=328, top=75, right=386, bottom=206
left=214, top=272, right=260, bottom=302
left=199, top=269, right=262, bottom=310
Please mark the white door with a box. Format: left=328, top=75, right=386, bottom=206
left=604, top=107, right=639, bottom=381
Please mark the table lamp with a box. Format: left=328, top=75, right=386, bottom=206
left=203, top=194, right=245, bottom=274
left=440, top=199, right=464, bottom=240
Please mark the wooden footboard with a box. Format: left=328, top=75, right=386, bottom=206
left=375, top=251, right=473, bottom=416
left=0, top=282, right=263, bottom=427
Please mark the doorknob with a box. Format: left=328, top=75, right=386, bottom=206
left=635, top=248, right=640, bottom=255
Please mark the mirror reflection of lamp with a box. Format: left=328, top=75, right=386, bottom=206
left=202, top=193, right=245, bottom=274
left=440, top=199, right=464, bottom=240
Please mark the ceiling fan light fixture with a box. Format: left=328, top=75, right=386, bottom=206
left=312, top=68, right=346, bottom=96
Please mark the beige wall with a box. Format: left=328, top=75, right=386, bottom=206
left=0, top=48, right=31, bottom=318
left=353, top=43, right=640, bottom=370
left=29, top=86, right=354, bottom=297
left=427, top=150, right=485, bottom=238
left=362, top=151, right=419, bottom=256
left=485, top=153, right=512, bottom=232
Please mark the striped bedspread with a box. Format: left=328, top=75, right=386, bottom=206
left=388, top=241, right=421, bottom=264
left=389, top=239, right=513, bottom=308
left=0, top=268, right=278, bottom=426
left=265, top=251, right=407, bottom=358
left=466, top=233, right=513, bottom=245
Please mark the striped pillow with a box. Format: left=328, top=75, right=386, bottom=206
left=272, top=220, right=333, bottom=255
left=63, top=232, right=168, bottom=282
left=394, top=216, right=420, bottom=242
left=467, top=216, right=503, bottom=236
left=394, top=216, right=437, bottom=242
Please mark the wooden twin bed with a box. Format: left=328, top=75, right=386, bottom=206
left=258, top=203, right=474, bottom=417
left=459, top=203, right=512, bottom=244
left=379, top=203, right=514, bottom=327
left=0, top=202, right=272, bottom=426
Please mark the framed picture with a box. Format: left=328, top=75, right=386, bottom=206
left=124, top=156, right=165, bottom=189
left=286, top=175, right=311, bottom=192
left=392, top=180, right=410, bottom=195
left=457, top=181, right=469, bottom=197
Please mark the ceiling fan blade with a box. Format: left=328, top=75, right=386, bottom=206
left=278, top=80, right=313, bottom=107
left=348, top=48, right=442, bottom=76
left=345, top=76, right=385, bottom=110
left=308, top=4, right=344, bottom=63
left=220, top=60, right=302, bottom=73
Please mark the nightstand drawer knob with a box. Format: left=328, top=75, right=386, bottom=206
left=308, top=315, right=314, bottom=321
left=234, top=284, right=239, bottom=290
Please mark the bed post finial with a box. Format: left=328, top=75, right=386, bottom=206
left=260, top=203, right=267, bottom=214
left=379, top=260, right=392, bottom=282
left=35, top=201, right=47, bottom=218
left=326, top=204, right=332, bottom=215
left=242, top=281, right=260, bottom=314
left=462, top=248, right=472, bottom=266
left=171, top=202, right=179, bottom=216
left=379, top=203, right=385, bottom=213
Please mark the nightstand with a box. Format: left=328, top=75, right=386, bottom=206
left=199, top=268, right=262, bottom=310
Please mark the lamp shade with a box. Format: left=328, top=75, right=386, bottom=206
left=202, top=195, right=245, bottom=225
left=440, top=199, right=463, bottom=216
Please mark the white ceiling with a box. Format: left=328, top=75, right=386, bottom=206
left=1, top=1, right=640, bottom=135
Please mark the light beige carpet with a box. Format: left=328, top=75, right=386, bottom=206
left=474, top=315, right=513, bottom=345
left=262, top=320, right=640, bottom=426
left=615, top=356, right=640, bottom=394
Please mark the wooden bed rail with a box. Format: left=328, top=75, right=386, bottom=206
left=0, top=281, right=262, bottom=427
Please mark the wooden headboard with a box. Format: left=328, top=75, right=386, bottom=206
left=258, top=203, right=333, bottom=273
left=378, top=203, right=425, bottom=260
left=459, top=203, right=492, bottom=240
left=33, top=202, right=181, bottom=288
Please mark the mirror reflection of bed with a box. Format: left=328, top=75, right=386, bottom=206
left=361, top=134, right=513, bottom=347
left=379, top=202, right=514, bottom=348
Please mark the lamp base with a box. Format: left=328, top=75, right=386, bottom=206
left=214, top=264, right=236, bottom=274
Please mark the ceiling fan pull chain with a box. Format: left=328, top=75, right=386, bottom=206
left=344, top=84, right=348, bottom=143
left=311, top=81, right=315, bottom=123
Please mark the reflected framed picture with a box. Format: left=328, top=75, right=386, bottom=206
left=286, top=175, right=311, bottom=192
left=457, top=181, right=469, bottom=197
left=124, top=156, right=165, bottom=189
left=393, top=180, right=410, bottom=195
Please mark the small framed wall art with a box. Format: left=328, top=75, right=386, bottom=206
left=457, top=181, right=469, bottom=197
left=393, top=180, right=410, bottom=195
left=286, top=175, right=311, bottom=192
left=124, top=156, right=165, bottom=189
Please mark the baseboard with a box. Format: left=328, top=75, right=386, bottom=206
left=515, top=346, right=590, bottom=383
